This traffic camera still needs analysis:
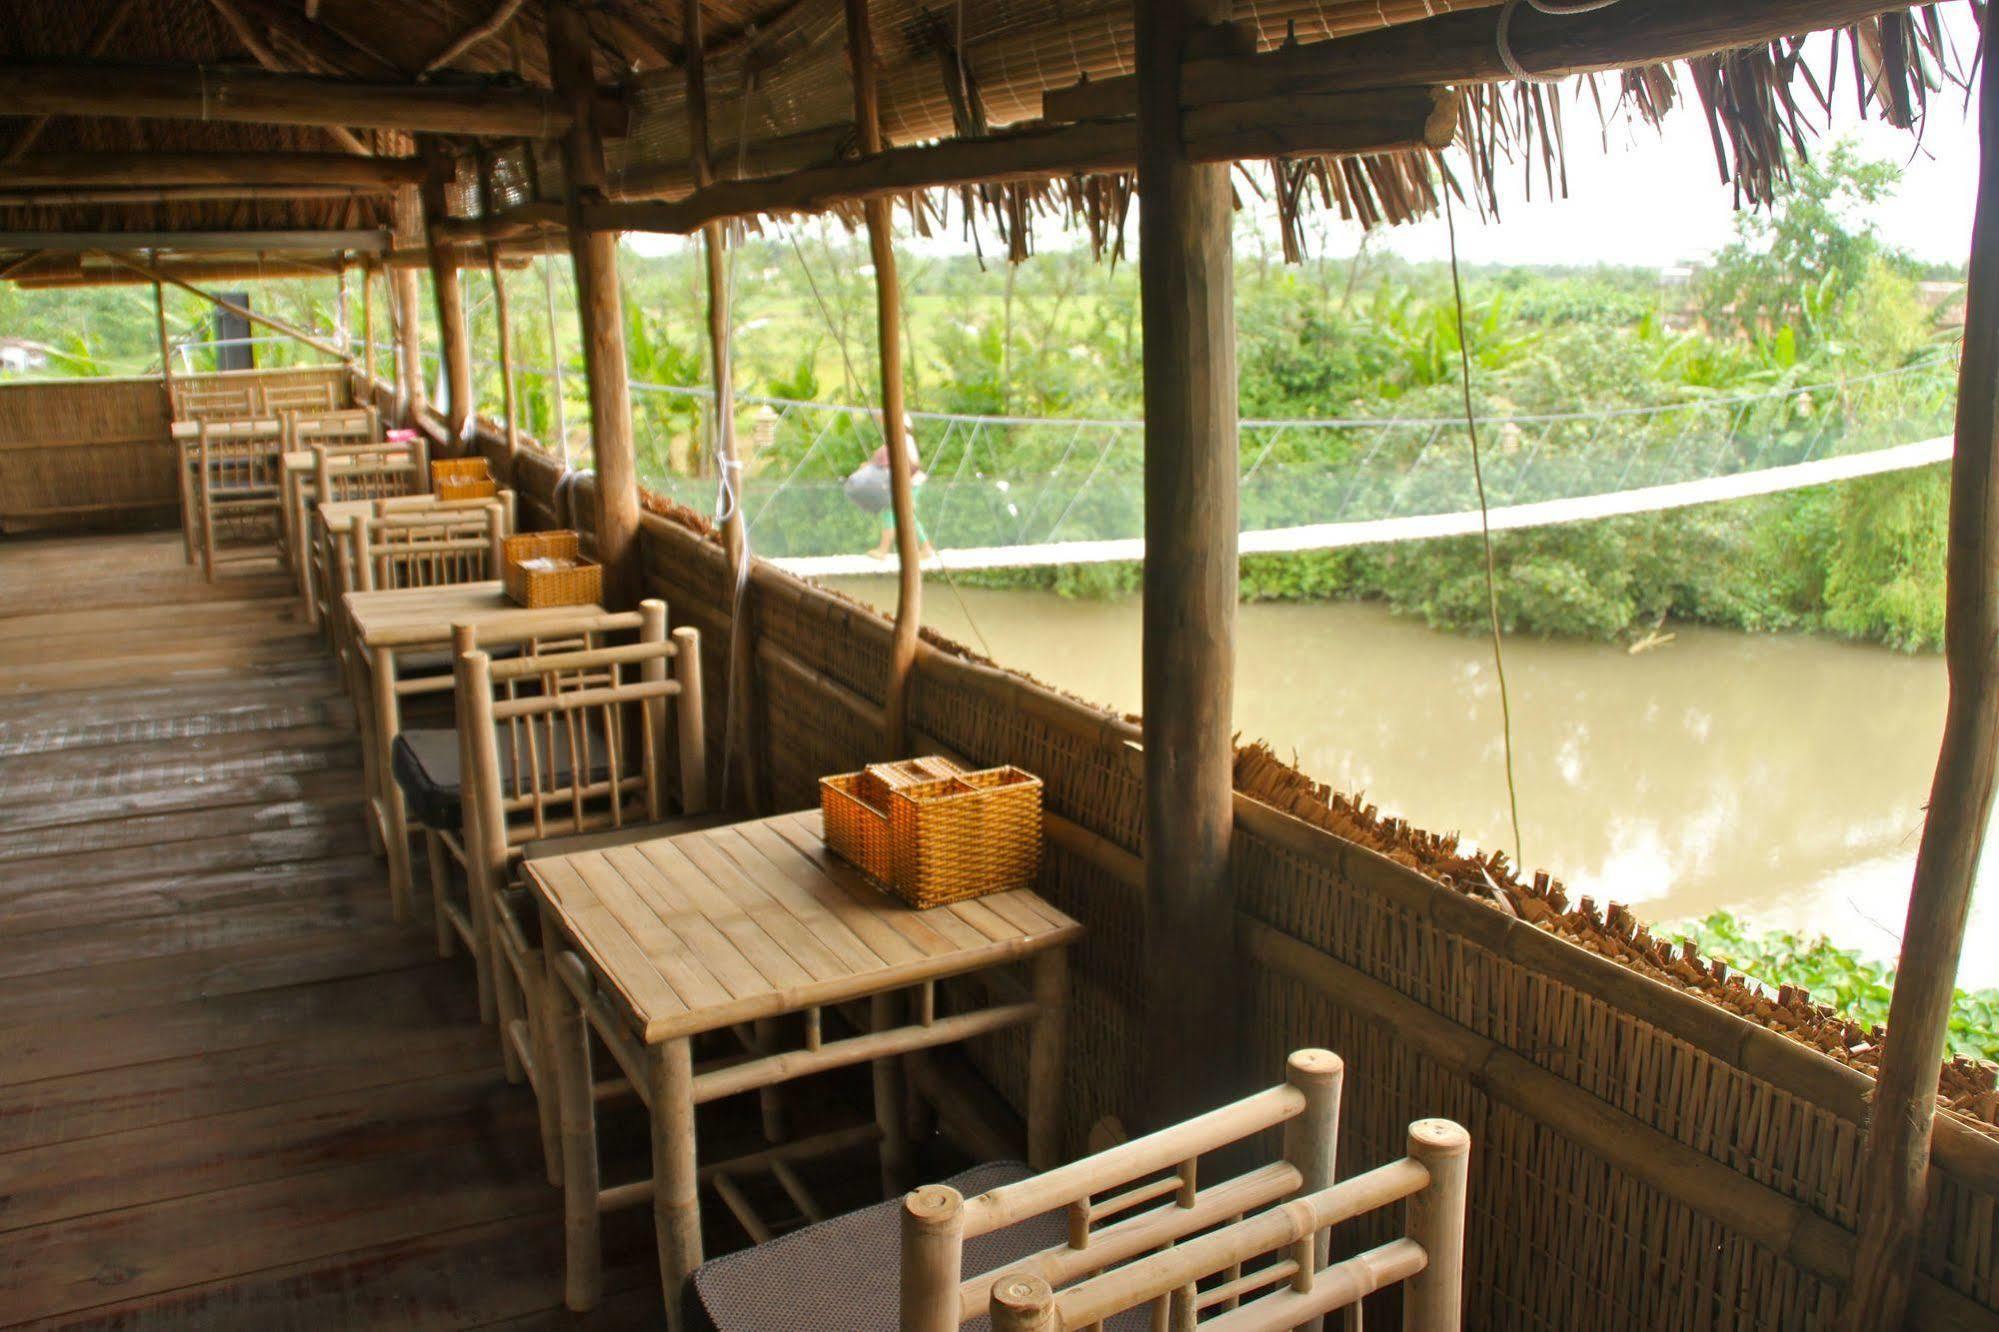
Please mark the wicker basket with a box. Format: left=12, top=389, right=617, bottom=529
left=820, top=756, right=966, bottom=891
left=886, top=765, right=1044, bottom=908
left=433, top=457, right=498, bottom=502
left=501, top=530, right=603, bottom=608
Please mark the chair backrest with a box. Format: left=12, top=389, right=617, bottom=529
left=352, top=500, right=507, bottom=592
left=901, top=1050, right=1469, bottom=1332
left=262, top=381, right=341, bottom=415
left=287, top=405, right=382, bottom=450
left=197, top=418, right=286, bottom=495
left=458, top=603, right=709, bottom=865
left=174, top=384, right=258, bottom=421
left=314, top=440, right=423, bottom=507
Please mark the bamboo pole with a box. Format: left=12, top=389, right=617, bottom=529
left=489, top=243, right=519, bottom=457
left=844, top=0, right=922, bottom=756
left=151, top=269, right=176, bottom=404
left=684, top=0, right=764, bottom=814
left=98, top=251, right=348, bottom=360
left=0, top=60, right=615, bottom=138
left=392, top=185, right=426, bottom=419
left=1842, top=56, right=1999, bottom=1332
left=549, top=0, right=640, bottom=607
left=360, top=259, right=375, bottom=390
left=1136, top=0, right=1241, bottom=1128
left=543, top=254, right=572, bottom=465
left=422, top=145, right=475, bottom=445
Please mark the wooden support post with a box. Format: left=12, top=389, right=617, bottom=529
left=151, top=269, right=175, bottom=405
left=478, top=151, right=521, bottom=461
left=392, top=184, right=426, bottom=419
left=548, top=0, right=639, bottom=607
left=360, top=259, right=375, bottom=392
left=1136, top=0, right=1241, bottom=1128
left=844, top=0, right=922, bottom=755
left=422, top=145, right=474, bottom=446
left=542, top=253, right=571, bottom=464
left=1843, top=57, right=1999, bottom=1332
left=684, top=0, right=764, bottom=812
left=489, top=244, right=519, bottom=458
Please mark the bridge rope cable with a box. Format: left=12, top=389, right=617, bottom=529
left=1445, top=183, right=1527, bottom=873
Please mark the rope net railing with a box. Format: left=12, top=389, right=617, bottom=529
left=612, top=356, right=1959, bottom=569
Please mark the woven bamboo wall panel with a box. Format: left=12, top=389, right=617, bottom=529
left=0, top=377, right=173, bottom=523
left=1246, top=972, right=1840, bottom=1330
left=632, top=504, right=1999, bottom=1325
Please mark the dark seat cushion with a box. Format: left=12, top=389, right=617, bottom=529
left=692, top=1162, right=1152, bottom=1332
left=392, top=725, right=607, bottom=831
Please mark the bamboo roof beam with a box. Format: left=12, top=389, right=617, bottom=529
left=0, top=185, right=386, bottom=207
left=5, top=249, right=530, bottom=288
left=585, top=86, right=1456, bottom=236
left=0, top=228, right=389, bottom=254
left=1045, top=0, right=1928, bottom=122
left=3, top=152, right=423, bottom=189
left=205, top=0, right=373, bottom=156
left=0, top=62, right=630, bottom=139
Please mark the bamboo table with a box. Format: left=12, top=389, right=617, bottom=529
left=524, top=808, right=1081, bottom=1327
left=342, top=582, right=616, bottom=920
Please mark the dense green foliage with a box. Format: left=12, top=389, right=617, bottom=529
left=0, top=143, right=1961, bottom=650
left=1664, top=911, right=1999, bottom=1062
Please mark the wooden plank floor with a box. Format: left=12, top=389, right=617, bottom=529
left=0, top=532, right=690, bottom=1329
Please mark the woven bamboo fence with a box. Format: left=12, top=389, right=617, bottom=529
left=466, top=426, right=1999, bottom=1327
left=0, top=366, right=352, bottom=531
left=640, top=512, right=1999, bottom=1329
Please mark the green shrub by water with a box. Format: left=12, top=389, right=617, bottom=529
left=1663, top=911, right=1999, bottom=1063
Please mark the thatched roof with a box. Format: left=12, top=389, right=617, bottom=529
left=0, top=0, right=1966, bottom=276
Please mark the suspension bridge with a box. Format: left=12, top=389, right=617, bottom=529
left=620, top=356, right=1961, bottom=578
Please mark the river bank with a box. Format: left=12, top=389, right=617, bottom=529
left=832, top=574, right=1998, bottom=987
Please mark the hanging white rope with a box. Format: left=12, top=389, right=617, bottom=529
left=1495, top=0, right=1626, bottom=84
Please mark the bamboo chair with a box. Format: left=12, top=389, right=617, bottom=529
left=352, top=501, right=508, bottom=594
left=193, top=417, right=287, bottom=581
left=693, top=1050, right=1470, bottom=1332
left=262, top=380, right=341, bottom=415
left=455, top=612, right=713, bottom=1179
left=303, top=445, right=431, bottom=624
left=173, top=384, right=258, bottom=421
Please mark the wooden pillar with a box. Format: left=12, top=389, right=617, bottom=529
left=1136, top=0, right=1241, bottom=1127
left=360, top=259, right=375, bottom=394
left=542, top=254, right=571, bottom=465
left=392, top=184, right=426, bottom=421
left=685, top=0, right=764, bottom=812
left=1843, top=58, right=1999, bottom=1332
left=489, top=245, right=520, bottom=459
left=844, top=0, right=922, bottom=755
left=421, top=144, right=475, bottom=446
left=150, top=267, right=174, bottom=406
left=548, top=0, right=639, bottom=606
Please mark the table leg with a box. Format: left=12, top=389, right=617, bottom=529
left=550, top=954, right=602, bottom=1312
left=1027, top=948, right=1070, bottom=1172
left=426, top=828, right=454, bottom=959
left=872, top=990, right=910, bottom=1197
left=369, top=644, right=413, bottom=921
left=650, top=1037, right=701, bottom=1332
left=177, top=450, right=196, bottom=564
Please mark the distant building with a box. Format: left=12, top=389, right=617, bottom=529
left=1920, top=279, right=1968, bottom=329
left=0, top=337, right=52, bottom=374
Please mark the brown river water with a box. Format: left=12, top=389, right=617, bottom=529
left=831, top=575, right=1999, bottom=987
